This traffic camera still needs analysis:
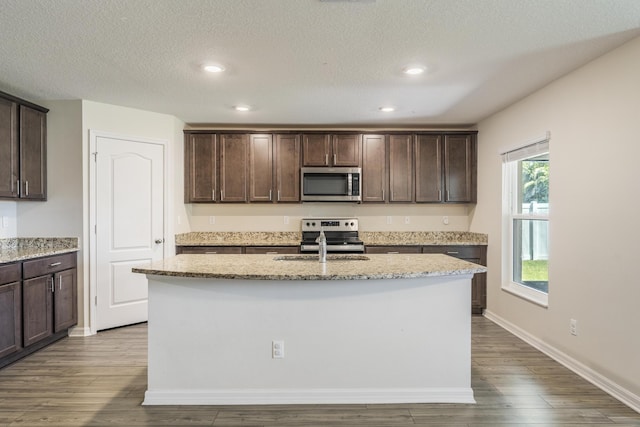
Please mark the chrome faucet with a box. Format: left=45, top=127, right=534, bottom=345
left=316, top=229, right=327, bottom=263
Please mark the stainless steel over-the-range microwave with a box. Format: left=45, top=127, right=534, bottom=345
left=300, top=167, right=362, bottom=202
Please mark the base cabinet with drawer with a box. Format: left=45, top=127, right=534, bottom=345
left=176, top=246, right=299, bottom=255
left=0, top=252, right=78, bottom=369
left=365, top=245, right=486, bottom=314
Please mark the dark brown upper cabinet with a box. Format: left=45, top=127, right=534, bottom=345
left=219, top=134, right=248, bottom=202
left=443, top=134, right=476, bottom=203
left=184, top=132, right=249, bottom=203
left=415, top=133, right=477, bottom=203
left=361, top=134, right=386, bottom=202
left=249, top=134, right=273, bottom=202
left=274, top=134, right=301, bottom=202
left=388, top=134, right=414, bottom=202
left=0, top=91, right=48, bottom=201
left=184, top=133, right=217, bottom=202
left=415, top=134, right=443, bottom=202
left=0, top=97, right=19, bottom=198
left=302, top=133, right=360, bottom=167
left=185, top=130, right=476, bottom=205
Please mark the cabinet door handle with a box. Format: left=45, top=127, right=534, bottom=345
left=212, top=189, right=216, bottom=201
left=382, top=189, right=384, bottom=201
left=325, top=154, right=329, bottom=165
left=16, top=179, right=20, bottom=196
left=265, top=252, right=278, bottom=255
left=277, top=190, right=281, bottom=201
left=50, top=277, right=55, bottom=293
left=269, top=189, right=272, bottom=201
left=59, top=275, right=62, bottom=291
left=438, top=190, right=442, bottom=201
left=49, top=262, right=62, bottom=267
left=333, top=154, right=336, bottom=165
left=25, top=180, right=29, bottom=196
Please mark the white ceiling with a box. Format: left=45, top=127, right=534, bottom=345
left=1, top=0, right=639, bottom=126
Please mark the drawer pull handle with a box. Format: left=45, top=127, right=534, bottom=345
left=49, top=262, right=62, bottom=267
left=446, top=251, right=459, bottom=255
left=205, top=252, right=218, bottom=254
left=388, top=251, right=400, bottom=254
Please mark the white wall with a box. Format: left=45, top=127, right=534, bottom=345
left=185, top=203, right=471, bottom=232
left=471, top=35, right=640, bottom=402
left=0, top=201, right=17, bottom=238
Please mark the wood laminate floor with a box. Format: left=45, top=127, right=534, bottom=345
left=0, top=317, right=638, bottom=426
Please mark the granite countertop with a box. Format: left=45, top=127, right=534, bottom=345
left=176, top=232, right=301, bottom=246
left=176, top=231, right=487, bottom=247
left=0, top=238, right=79, bottom=264
left=132, top=253, right=487, bottom=281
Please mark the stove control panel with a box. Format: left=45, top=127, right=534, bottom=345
left=302, top=218, right=359, bottom=232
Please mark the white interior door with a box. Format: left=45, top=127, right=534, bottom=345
left=95, top=134, right=164, bottom=331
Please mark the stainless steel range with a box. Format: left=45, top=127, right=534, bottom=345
left=300, top=218, right=364, bottom=253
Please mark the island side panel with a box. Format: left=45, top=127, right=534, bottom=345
left=144, top=275, right=473, bottom=405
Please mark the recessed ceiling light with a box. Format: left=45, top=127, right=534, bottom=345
left=203, top=64, right=225, bottom=73
left=234, top=105, right=250, bottom=112
left=379, top=106, right=395, bottom=112
left=403, top=66, right=426, bottom=75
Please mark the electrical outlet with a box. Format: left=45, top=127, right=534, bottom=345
left=404, top=216, right=410, bottom=224
left=443, top=216, right=449, bottom=225
left=272, top=340, right=285, bottom=359
left=570, top=319, right=578, bottom=336
left=209, top=216, right=216, bottom=225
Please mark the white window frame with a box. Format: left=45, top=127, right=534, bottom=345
left=501, top=134, right=550, bottom=308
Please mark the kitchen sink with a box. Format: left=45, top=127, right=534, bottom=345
left=273, top=255, right=370, bottom=261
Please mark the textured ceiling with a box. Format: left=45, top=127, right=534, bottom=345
left=1, top=0, right=639, bottom=126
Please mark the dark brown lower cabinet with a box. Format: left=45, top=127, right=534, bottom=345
left=54, top=268, right=78, bottom=333
left=366, top=245, right=487, bottom=314
left=421, top=245, right=486, bottom=314
left=0, top=252, right=77, bottom=369
left=22, top=275, right=53, bottom=347
left=176, top=246, right=300, bottom=255
left=0, top=263, right=22, bottom=359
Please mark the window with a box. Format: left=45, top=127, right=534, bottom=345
left=502, top=135, right=549, bottom=306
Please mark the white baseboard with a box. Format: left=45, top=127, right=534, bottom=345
left=143, top=388, right=476, bottom=406
left=484, top=310, right=640, bottom=414
left=68, top=326, right=93, bottom=337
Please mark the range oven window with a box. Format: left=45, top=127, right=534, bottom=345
left=303, top=173, right=348, bottom=195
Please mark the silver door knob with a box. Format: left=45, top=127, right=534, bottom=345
left=155, top=238, right=164, bottom=244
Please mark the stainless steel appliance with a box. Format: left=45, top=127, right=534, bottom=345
left=300, top=218, right=364, bottom=253
left=300, top=167, right=361, bottom=202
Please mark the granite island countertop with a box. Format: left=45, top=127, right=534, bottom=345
left=175, top=231, right=487, bottom=247
left=0, top=238, right=79, bottom=264
left=132, top=253, right=487, bottom=281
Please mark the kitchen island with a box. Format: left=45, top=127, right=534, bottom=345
left=133, top=253, right=486, bottom=405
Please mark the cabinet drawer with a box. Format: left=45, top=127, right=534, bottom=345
left=245, top=246, right=299, bottom=255
left=422, top=245, right=484, bottom=260
left=178, top=246, right=243, bottom=254
left=0, top=263, right=21, bottom=285
left=22, top=252, right=77, bottom=279
left=366, top=246, right=421, bottom=254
